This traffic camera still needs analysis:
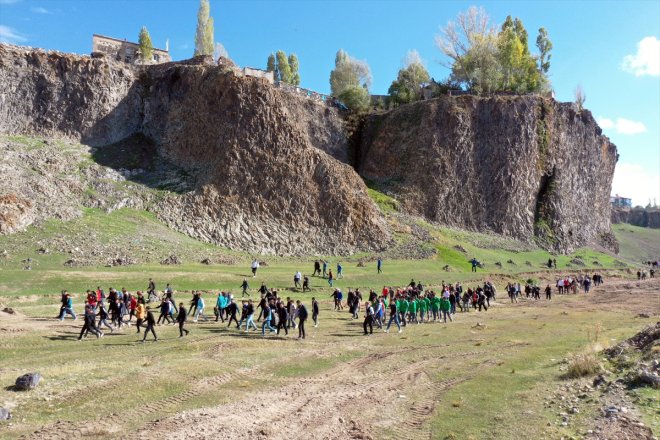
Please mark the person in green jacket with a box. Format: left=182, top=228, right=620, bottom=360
left=440, top=296, right=453, bottom=323
left=431, top=295, right=441, bottom=321
left=408, top=298, right=418, bottom=324
left=418, top=297, right=428, bottom=323
left=397, top=297, right=408, bottom=327
left=423, top=296, right=431, bottom=321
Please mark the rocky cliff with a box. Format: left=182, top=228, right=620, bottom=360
left=357, top=96, right=618, bottom=253
left=0, top=44, right=389, bottom=255
left=0, top=43, right=619, bottom=255
left=612, top=207, right=660, bottom=229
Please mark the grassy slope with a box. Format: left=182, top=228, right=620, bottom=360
left=612, top=223, right=660, bottom=264
left=0, top=207, right=633, bottom=298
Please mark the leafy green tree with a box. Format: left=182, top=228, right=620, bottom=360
left=288, top=53, right=301, bottom=85
left=138, top=26, right=153, bottom=62
left=437, top=7, right=551, bottom=94
left=388, top=51, right=430, bottom=104
left=194, top=0, right=214, bottom=57
left=339, top=85, right=370, bottom=112
left=266, top=53, right=276, bottom=72
left=275, top=50, right=292, bottom=83
left=536, top=27, right=552, bottom=74
left=329, top=49, right=371, bottom=97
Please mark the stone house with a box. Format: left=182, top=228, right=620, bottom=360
left=92, top=34, right=171, bottom=64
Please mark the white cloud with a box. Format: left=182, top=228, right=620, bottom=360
left=621, top=36, right=660, bottom=76
left=615, top=118, right=647, bottom=135
left=597, top=117, right=614, bottom=129
left=30, top=6, right=51, bottom=14
left=597, top=116, right=647, bottom=135
left=612, top=163, right=660, bottom=207
left=0, top=25, right=27, bottom=43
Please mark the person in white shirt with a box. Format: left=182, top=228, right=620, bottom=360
left=251, top=259, right=260, bottom=277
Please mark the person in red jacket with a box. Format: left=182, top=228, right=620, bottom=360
left=128, top=295, right=138, bottom=321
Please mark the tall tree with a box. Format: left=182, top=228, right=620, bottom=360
left=138, top=26, right=153, bottom=62
left=276, top=50, right=292, bottom=83
left=266, top=53, right=276, bottom=72
left=288, top=53, right=301, bottom=85
left=536, top=27, right=552, bottom=74
left=329, top=49, right=372, bottom=111
left=330, top=50, right=371, bottom=96
left=194, top=0, right=214, bottom=57
left=388, top=50, right=430, bottom=104
left=574, top=84, right=586, bottom=112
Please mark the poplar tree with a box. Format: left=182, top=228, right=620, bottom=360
left=194, top=0, right=214, bottom=57
left=288, top=53, right=301, bottom=85
left=276, top=50, right=291, bottom=83
left=138, top=26, right=153, bottom=62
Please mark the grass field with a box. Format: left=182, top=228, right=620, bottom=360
left=0, top=205, right=658, bottom=439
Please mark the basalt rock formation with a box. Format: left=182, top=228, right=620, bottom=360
left=611, top=207, right=660, bottom=229
left=357, top=96, right=618, bottom=253
left=0, top=43, right=619, bottom=255
left=0, top=44, right=388, bottom=255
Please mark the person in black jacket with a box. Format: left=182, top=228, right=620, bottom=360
left=177, top=303, right=189, bottom=337
left=312, top=298, right=319, bottom=327
left=141, top=310, right=157, bottom=342
left=276, top=302, right=288, bottom=336
left=226, top=299, right=240, bottom=328
left=296, top=300, right=308, bottom=339
left=79, top=304, right=102, bottom=340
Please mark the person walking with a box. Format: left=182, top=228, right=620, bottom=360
left=276, top=302, right=288, bottom=336
left=296, top=300, right=308, bottom=339
left=141, top=309, right=157, bottom=343
left=327, top=269, right=334, bottom=287
left=244, top=300, right=258, bottom=332
left=251, top=259, right=260, bottom=277
left=545, top=284, right=552, bottom=300
left=194, top=293, right=207, bottom=322
left=58, top=293, right=76, bottom=321
left=440, top=295, right=453, bottom=323
left=322, top=260, right=328, bottom=278
left=385, top=298, right=401, bottom=333
left=261, top=303, right=276, bottom=336
left=337, top=262, right=344, bottom=279
left=226, top=299, right=240, bottom=328
left=377, top=258, right=382, bottom=274
left=240, top=278, right=250, bottom=297
left=78, top=304, right=102, bottom=340
left=302, top=276, right=310, bottom=292
left=312, top=297, right=319, bottom=327
left=294, top=271, right=302, bottom=290
left=135, top=298, right=146, bottom=333
left=313, top=260, right=321, bottom=277
left=177, top=303, right=189, bottom=337
left=97, top=303, right=114, bottom=333
left=363, top=301, right=374, bottom=335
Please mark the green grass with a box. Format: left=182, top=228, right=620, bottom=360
left=366, top=187, right=399, bottom=213
left=613, top=223, right=660, bottom=265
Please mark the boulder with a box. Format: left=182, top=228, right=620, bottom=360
left=14, top=372, right=41, bottom=391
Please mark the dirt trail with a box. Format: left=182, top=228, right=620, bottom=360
left=9, top=276, right=659, bottom=440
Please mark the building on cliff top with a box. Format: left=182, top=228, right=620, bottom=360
left=611, top=194, right=632, bottom=208
left=92, top=34, right=171, bottom=64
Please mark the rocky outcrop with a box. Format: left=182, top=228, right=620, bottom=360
left=358, top=96, right=618, bottom=253
left=0, top=44, right=388, bottom=255
left=0, top=194, right=33, bottom=234
left=612, top=207, right=660, bottom=229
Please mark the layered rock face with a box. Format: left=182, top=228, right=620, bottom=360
left=358, top=96, right=618, bottom=253
left=612, top=207, right=660, bottom=229
left=0, top=44, right=389, bottom=255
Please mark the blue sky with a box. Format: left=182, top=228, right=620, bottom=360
left=1, top=0, right=658, bottom=206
